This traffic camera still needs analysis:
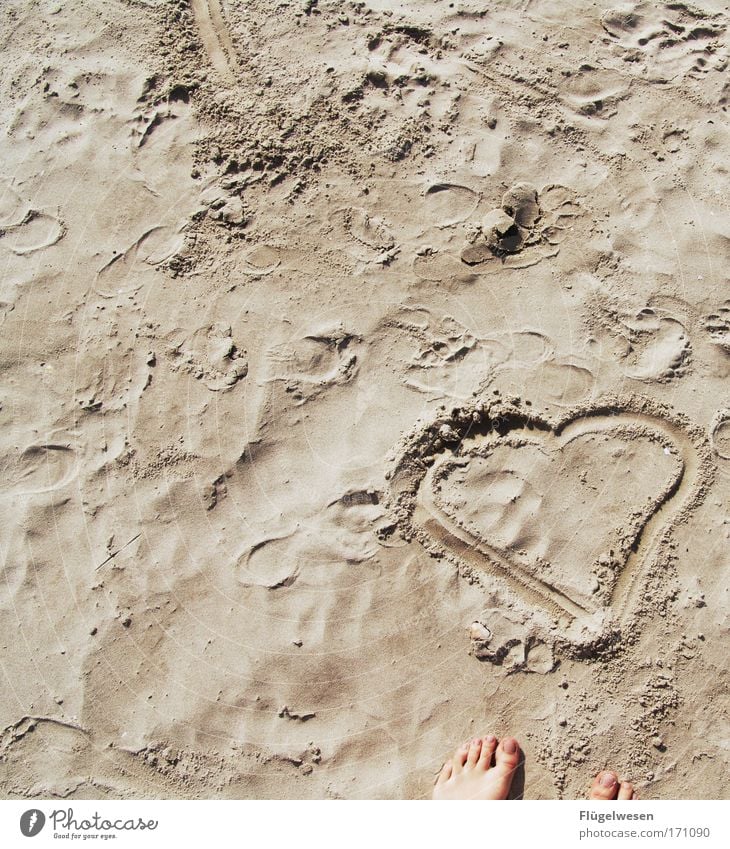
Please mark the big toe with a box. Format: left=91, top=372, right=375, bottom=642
left=590, top=771, right=619, bottom=800
left=495, top=737, right=521, bottom=770
left=491, top=737, right=521, bottom=796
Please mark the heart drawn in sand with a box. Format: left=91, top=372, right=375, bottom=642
left=387, top=396, right=712, bottom=650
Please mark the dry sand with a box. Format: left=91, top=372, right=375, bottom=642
left=0, top=0, right=729, bottom=799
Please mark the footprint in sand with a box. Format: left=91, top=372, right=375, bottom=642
left=600, top=2, right=727, bottom=82
left=0, top=718, right=91, bottom=795
left=70, top=301, right=156, bottom=413
left=0, top=182, right=29, bottom=227
left=423, top=183, right=480, bottom=228
left=0, top=210, right=65, bottom=256
left=412, top=248, right=478, bottom=285
left=93, top=225, right=186, bottom=298
left=396, top=315, right=592, bottom=407
left=493, top=356, right=597, bottom=409
left=0, top=715, right=164, bottom=798
left=559, top=67, right=630, bottom=124
left=589, top=303, right=691, bottom=383
left=500, top=330, right=552, bottom=366
left=73, top=342, right=153, bottom=413
left=710, top=411, right=730, bottom=462
left=377, top=307, right=511, bottom=400
left=265, top=324, right=361, bottom=404
left=331, top=206, right=398, bottom=264
left=404, top=315, right=506, bottom=399
left=470, top=609, right=555, bottom=674
left=1, top=442, right=78, bottom=496
left=240, top=244, right=281, bottom=277
left=394, top=313, right=595, bottom=408
left=620, top=308, right=690, bottom=381
left=236, top=493, right=382, bottom=588
left=237, top=531, right=300, bottom=589
left=0, top=181, right=65, bottom=255
left=387, top=395, right=710, bottom=654
left=703, top=300, right=730, bottom=353
left=169, top=322, right=248, bottom=392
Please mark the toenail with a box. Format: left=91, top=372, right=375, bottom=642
left=485, top=734, right=496, bottom=743
left=601, top=772, right=617, bottom=788
left=503, top=739, right=517, bottom=754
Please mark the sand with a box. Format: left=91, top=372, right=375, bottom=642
left=0, top=0, right=728, bottom=800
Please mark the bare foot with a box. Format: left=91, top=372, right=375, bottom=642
left=432, top=738, right=637, bottom=800
left=432, top=735, right=522, bottom=800
left=589, top=770, right=637, bottom=800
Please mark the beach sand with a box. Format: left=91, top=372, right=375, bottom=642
left=0, top=0, right=728, bottom=799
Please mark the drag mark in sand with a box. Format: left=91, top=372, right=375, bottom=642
left=95, top=534, right=142, bottom=571
left=190, top=0, right=239, bottom=84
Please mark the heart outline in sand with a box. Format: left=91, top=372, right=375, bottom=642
left=386, top=395, right=712, bottom=651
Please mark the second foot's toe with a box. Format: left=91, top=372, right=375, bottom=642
left=618, top=781, right=635, bottom=800
left=590, top=771, right=619, bottom=800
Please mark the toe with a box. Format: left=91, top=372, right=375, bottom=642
left=435, top=761, right=452, bottom=786
left=477, top=734, right=497, bottom=770
left=452, top=742, right=469, bottom=774
left=466, top=737, right=482, bottom=768
left=494, top=737, right=521, bottom=772
left=489, top=737, right=521, bottom=798
left=590, top=771, right=619, bottom=800
left=618, top=781, right=634, bottom=800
